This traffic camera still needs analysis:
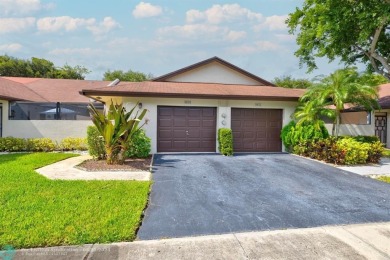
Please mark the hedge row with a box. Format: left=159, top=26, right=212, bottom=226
left=293, top=137, right=383, bottom=165
left=218, top=128, right=233, bottom=156
left=0, top=137, right=88, bottom=152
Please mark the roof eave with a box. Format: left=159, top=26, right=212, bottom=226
left=80, top=90, right=300, bottom=101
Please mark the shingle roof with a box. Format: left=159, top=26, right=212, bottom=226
left=81, top=81, right=305, bottom=101
left=0, top=77, right=110, bottom=102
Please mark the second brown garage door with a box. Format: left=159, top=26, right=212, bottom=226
left=231, top=108, right=283, bottom=152
left=158, top=106, right=217, bottom=152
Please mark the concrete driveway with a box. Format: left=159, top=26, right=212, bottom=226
left=137, top=154, right=390, bottom=240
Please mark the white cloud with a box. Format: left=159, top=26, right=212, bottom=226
left=0, top=43, right=23, bottom=52
left=227, top=41, right=281, bottom=54
left=132, top=2, right=162, bottom=18
left=37, top=16, right=95, bottom=32
left=37, top=16, right=119, bottom=35
left=0, top=17, right=36, bottom=33
left=158, top=24, right=222, bottom=39
left=275, top=33, right=295, bottom=42
left=255, top=15, right=288, bottom=31
left=186, top=4, right=262, bottom=24
left=225, top=30, right=246, bottom=42
left=0, top=0, right=54, bottom=15
left=87, top=17, right=120, bottom=35
left=48, top=48, right=101, bottom=56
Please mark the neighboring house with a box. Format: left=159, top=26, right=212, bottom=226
left=0, top=77, right=106, bottom=141
left=81, top=57, right=304, bottom=153
left=323, top=83, right=390, bottom=148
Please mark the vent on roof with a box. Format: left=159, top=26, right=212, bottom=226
left=107, top=78, right=120, bottom=87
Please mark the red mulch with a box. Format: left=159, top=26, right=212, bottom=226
left=77, top=156, right=152, bottom=172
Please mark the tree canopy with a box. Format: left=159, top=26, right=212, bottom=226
left=0, top=55, right=90, bottom=80
left=296, top=68, right=379, bottom=137
left=103, top=70, right=152, bottom=82
left=273, top=75, right=313, bottom=89
left=287, top=0, right=390, bottom=80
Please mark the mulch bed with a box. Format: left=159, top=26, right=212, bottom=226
left=77, top=156, right=152, bottom=172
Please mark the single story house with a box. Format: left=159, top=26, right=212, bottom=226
left=81, top=57, right=304, bottom=153
left=1, top=56, right=389, bottom=153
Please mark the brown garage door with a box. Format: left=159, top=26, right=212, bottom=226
left=158, top=106, right=217, bottom=152
left=231, top=108, right=283, bottom=152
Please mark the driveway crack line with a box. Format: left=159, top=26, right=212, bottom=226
left=233, top=233, right=249, bottom=259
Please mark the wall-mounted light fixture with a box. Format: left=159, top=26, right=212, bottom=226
left=221, top=113, right=226, bottom=118
left=138, top=103, right=143, bottom=109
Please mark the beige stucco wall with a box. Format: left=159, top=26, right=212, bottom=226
left=122, top=97, right=297, bottom=153
left=166, top=61, right=263, bottom=85
left=0, top=99, right=93, bottom=142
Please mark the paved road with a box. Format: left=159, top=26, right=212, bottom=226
left=138, top=154, right=390, bottom=240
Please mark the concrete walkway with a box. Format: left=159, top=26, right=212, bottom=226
left=14, top=222, right=390, bottom=259
left=36, top=155, right=151, bottom=181
left=338, top=157, right=390, bottom=176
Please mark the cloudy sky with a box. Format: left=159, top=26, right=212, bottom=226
left=0, top=0, right=350, bottom=81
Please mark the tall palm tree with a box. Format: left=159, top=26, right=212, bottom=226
left=298, top=68, right=379, bottom=137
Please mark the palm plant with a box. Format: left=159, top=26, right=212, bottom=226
left=88, top=101, right=147, bottom=164
left=298, top=68, right=379, bottom=137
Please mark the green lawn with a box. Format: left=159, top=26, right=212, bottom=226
left=0, top=153, right=150, bottom=249
left=377, top=176, right=390, bottom=183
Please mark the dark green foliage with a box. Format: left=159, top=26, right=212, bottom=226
left=287, top=0, right=390, bottom=80
left=0, top=55, right=89, bottom=79
left=103, top=70, right=152, bottom=82
left=281, top=121, right=329, bottom=152
left=218, top=128, right=233, bottom=156
left=273, top=75, right=313, bottom=89
left=87, top=126, right=106, bottom=160
left=352, top=135, right=380, bottom=144
left=125, top=129, right=151, bottom=158
left=293, top=137, right=384, bottom=165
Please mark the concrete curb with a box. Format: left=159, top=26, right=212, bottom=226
left=13, top=222, right=390, bottom=260
left=36, top=155, right=151, bottom=181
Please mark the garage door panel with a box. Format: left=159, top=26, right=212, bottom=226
left=174, top=108, right=187, bottom=116
left=158, top=106, right=216, bottom=152
left=159, top=119, right=172, bottom=127
left=188, top=109, right=201, bottom=117
left=188, top=120, right=201, bottom=127
left=174, top=118, right=186, bottom=127
left=232, top=108, right=282, bottom=152
left=202, top=119, right=215, bottom=127
left=159, top=107, right=173, bottom=116
left=173, top=130, right=187, bottom=138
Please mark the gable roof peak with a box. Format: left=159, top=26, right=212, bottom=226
left=152, top=56, right=275, bottom=86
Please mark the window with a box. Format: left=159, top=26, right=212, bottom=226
left=340, top=111, right=371, bottom=125
left=9, top=102, right=104, bottom=120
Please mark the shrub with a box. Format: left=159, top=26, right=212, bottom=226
left=367, top=141, right=384, bottom=163
left=336, top=138, right=370, bottom=165
left=125, top=129, right=151, bottom=158
left=218, top=128, right=233, bottom=156
left=293, top=137, right=384, bottom=165
left=26, top=138, right=57, bottom=152
left=281, top=121, right=329, bottom=151
left=0, top=137, right=56, bottom=152
left=60, top=137, right=88, bottom=151
left=0, top=137, right=27, bottom=152
left=87, top=126, right=106, bottom=160
left=352, top=135, right=380, bottom=144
